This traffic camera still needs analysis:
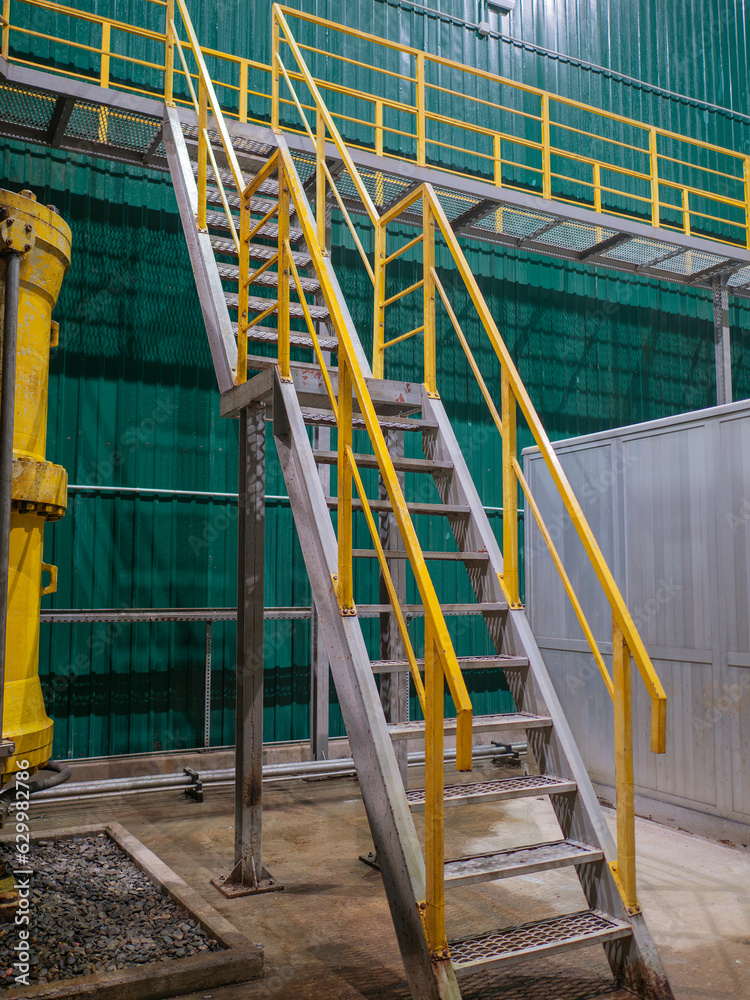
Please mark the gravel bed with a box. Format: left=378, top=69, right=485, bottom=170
left=0, top=834, right=224, bottom=987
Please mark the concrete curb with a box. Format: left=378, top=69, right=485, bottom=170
left=0, top=822, right=263, bottom=999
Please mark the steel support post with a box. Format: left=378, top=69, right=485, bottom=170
left=713, top=279, right=733, bottom=406
left=379, top=429, right=408, bottom=786
left=203, top=621, right=212, bottom=748
left=213, top=402, right=281, bottom=896
left=310, top=419, right=331, bottom=761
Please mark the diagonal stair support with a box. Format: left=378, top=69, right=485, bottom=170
left=422, top=393, right=674, bottom=999
left=163, top=105, right=237, bottom=392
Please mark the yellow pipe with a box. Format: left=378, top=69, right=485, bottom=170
left=2, top=188, right=71, bottom=783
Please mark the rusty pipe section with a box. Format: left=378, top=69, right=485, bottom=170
left=0, top=189, right=71, bottom=784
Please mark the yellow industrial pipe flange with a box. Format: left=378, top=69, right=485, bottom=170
left=1, top=188, right=71, bottom=783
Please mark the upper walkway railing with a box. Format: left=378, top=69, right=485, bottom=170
left=3, top=0, right=750, bottom=249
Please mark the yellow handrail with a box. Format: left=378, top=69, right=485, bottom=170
left=3, top=0, right=748, bottom=247
left=272, top=6, right=669, bottom=922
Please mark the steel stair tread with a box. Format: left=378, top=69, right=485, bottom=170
left=222, top=269, right=321, bottom=294
left=449, top=909, right=631, bottom=971
left=300, top=408, right=437, bottom=432
left=387, top=711, right=551, bottom=740
left=326, top=497, right=470, bottom=518
left=443, top=839, right=604, bottom=887
left=218, top=249, right=313, bottom=276
left=205, top=209, right=304, bottom=243
left=313, top=450, right=453, bottom=474
left=191, top=160, right=278, bottom=195
left=230, top=325, right=338, bottom=352
left=211, top=236, right=312, bottom=262
left=371, top=653, right=527, bottom=673
left=358, top=602, right=506, bottom=617
left=182, top=123, right=275, bottom=159
left=354, top=549, right=491, bottom=563
left=406, top=773, right=576, bottom=810
left=206, top=188, right=277, bottom=215
left=225, top=294, right=329, bottom=322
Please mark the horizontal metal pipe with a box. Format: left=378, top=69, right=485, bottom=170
left=67, top=485, right=521, bottom=517
left=24, top=743, right=525, bottom=804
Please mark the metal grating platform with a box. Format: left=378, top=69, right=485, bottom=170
left=444, top=839, right=604, bottom=887
left=449, top=909, right=632, bottom=971
left=2, top=60, right=749, bottom=300
left=406, top=773, right=577, bottom=810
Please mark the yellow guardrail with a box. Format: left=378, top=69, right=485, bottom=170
left=3, top=0, right=750, bottom=248
left=271, top=2, right=667, bottom=942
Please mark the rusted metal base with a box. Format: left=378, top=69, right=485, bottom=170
left=358, top=851, right=381, bottom=871
left=211, top=859, right=283, bottom=898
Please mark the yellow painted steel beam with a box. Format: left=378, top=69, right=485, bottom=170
left=611, top=617, right=640, bottom=914
left=277, top=143, right=473, bottom=771
left=423, top=182, right=667, bottom=754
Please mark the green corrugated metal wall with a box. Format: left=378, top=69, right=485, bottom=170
left=5, top=0, right=749, bottom=757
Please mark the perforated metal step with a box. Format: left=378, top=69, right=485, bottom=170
left=370, top=653, right=527, bottom=673
left=314, top=450, right=453, bottom=474
left=358, top=602, right=507, bottom=618
left=326, top=497, right=470, bottom=518
left=354, top=549, right=491, bottom=564
left=444, top=839, right=603, bottom=888
left=301, top=408, right=436, bottom=432
left=225, top=294, right=329, bottom=322
left=206, top=209, right=304, bottom=243
left=230, top=325, right=338, bottom=352
left=218, top=248, right=312, bottom=276
left=406, top=773, right=576, bottom=810
left=387, top=711, right=550, bottom=740
left=449, top=909, right=631, bottom=971
left=222, top=267, right=320, bottom=295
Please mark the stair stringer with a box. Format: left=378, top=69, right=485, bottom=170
left=422, top=394, right=675, bottom=1000
left=162, top=105, right=238, bottom=393
left=271, top=371, right=461, bottom=1000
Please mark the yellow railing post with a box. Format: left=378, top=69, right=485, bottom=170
left=372, top=222, right=386, bottom=379
left=374, top=100, right=384, bottom=207
left=1, top=0, right=10, bottom=61
left=197, top=78, right=207, bottom=231
left=316, top=108, right=326, bottom=249
left=423, top=617, right=448, bottom=958
left=164, top=0, right=175, bottom=105
left=271, top=10, right=280, bottom=130
left=100, top=21, right=111, bottom=88
left=423, top=198, right=437, bottom=398
left=337, top=360, right=355, bottom=613
left=239, top=58, right=249, bottom=123
left=238, top=185, right=250, bottom=385
left=593, top=162, right=602, bottom=214
left=744, top=156, right=750, bottom=249
left=278, top=163, right=291, bottom=380
left=416, top=51, right=426, bottom=166
left=501, top=370, right=519, bottom=606
left=682, top=187, right=691, bottom=236
left=541, top=93, right=551, bottom=200
left=612, top=616, right=638, bottom=913
left=493, top=132, right=502, bottom=188
left=649, top=128, right=660, bottom=227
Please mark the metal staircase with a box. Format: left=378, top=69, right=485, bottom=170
left=0, top=0, right=700, bottom=994
left=157, top=9, right=676, bottom=995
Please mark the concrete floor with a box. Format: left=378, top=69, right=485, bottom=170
left=28, top=758, right=750, bottom=1000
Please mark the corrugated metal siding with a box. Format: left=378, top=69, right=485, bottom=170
left=5, top=0, right=750, bottom=756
